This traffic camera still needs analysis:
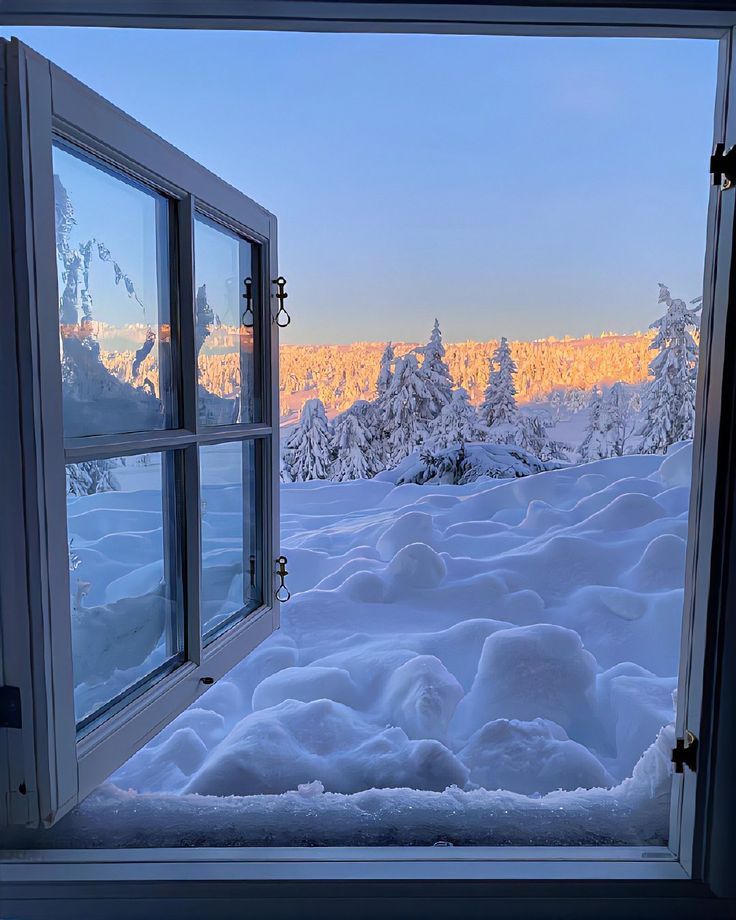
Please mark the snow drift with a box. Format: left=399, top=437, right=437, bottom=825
left=36, top=443, right=691, bottom=848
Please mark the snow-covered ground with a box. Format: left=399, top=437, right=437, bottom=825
left=37, top=442, right=692, bottom=848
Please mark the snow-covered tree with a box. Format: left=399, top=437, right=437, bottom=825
left=566, top=387, right=589, bottom=414
left=579, top=389, right=613, bottom=461
left=430, top=388, right=485, bottom=449
left=480, top=337, right=519, bottom=432
left=638, top=284, right=702, bottom=454
left=398, top=441, right=548, bottom=486
left=604, top=382, right=638, bottom=456
left=420, top=319, right=454, bottom=412
left=381, top=352, right=435, bottom=465
left=376, top=342, right=395, bottom=397
left=331, top=400, right=383, bottom=481
left=519, top=413, right=569, bottom=462
left=66, top=459, right=119, bottom=496
left=282, top=398, right=333, bottom=482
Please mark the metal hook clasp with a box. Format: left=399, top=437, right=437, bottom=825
left=275, top=554, right=290, bottom=602
left=272, top=276, right=291, bottom=327
left=242, top=277, right=254, bottom=327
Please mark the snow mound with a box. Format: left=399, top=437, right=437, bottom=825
left=381, top=655, right=464, bottom=741
left=459, top=718, right=612, bottom=795
left=452, top=624, right=597, bottom=740
left=183, top=698, right=469, bottom=796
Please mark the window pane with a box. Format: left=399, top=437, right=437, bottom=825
left=200, top=440, right=263, bottom=639
left=66, top=451, right=183, bottom=730
left=53, top=143, right=173, bottom=438
left=195, top=214, right=260, bottom=426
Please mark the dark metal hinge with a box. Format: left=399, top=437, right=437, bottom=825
left=672, top=729, right=698, bottom=774
left=711, top=142, right=736, bottom=189
left=0, top=685, right=22, bottom=729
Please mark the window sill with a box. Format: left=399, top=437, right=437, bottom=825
left=1, top=845, right=688, bottom=882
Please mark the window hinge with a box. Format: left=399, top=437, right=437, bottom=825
left=0, top=685, right=22, bottom=729
left=672, top=729, right=698, bottom=774
left=710, top=142, right=736, bottom=189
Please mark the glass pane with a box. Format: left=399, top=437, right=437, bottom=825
left=66, top=451, right=183, bottom=730
left=53, top=143, right=173, bottom=438
left=194, top=214, right=259, bottom=426
left=199, top=440, right=262, bottom=639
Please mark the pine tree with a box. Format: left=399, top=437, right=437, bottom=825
left=282, top=398, right=333, bottom=482
left=66, top=459, right=120, bottom=496
left=519, top=413, right=569, bottom=462
left=480, top=337, right=519, bottom=433
left=421, top=319, right=454, bottom=413
left=381, top=352, right=435, bottom=465
left=579, top=388, right=613, bottom=461
left=430, top=388, right=485, bottom=449
left=331, top=400, right=382, bottom=481
left=604, top=382, right=637, bottom=456
left=638, top=284, right=701, bottom=454
left=376, top=342, right=395, bottom=397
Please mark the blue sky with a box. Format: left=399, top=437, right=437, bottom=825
left=1, top=27, right=719, bottom=344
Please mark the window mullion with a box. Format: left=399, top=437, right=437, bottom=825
left=182, top=443, right=202, bottom=666
left=177, top=192, right=198, bottom=434
left=176, top=193, right=203, bottom=666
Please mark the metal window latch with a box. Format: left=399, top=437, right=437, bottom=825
left=672, top=729, right=698, bottom=774
left=242, top=276, right=254, bottom=327
left=274, top=554, right=291, bottom=602
left=710, top=142, right=736, bottom=189
left=0, top=686, right=22, bottom=729
left=272, top=276, right=291, bottom=327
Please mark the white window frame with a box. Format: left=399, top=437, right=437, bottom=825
left=0, top=38, right=282, bottom=828
left=1, top=3, right=736, bottom=916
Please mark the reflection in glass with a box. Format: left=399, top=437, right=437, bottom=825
left=200, top=440, right=262, bottom=639
left=195, top=214, right=259, bottom=426
left=53, top=143, right=172, bottom=438
left=66, top=452, right=182, bottom=729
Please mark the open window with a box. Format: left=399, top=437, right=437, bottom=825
left=1, top=12, right=736, bottom=915
left=0, top=38, right=281, bottom=827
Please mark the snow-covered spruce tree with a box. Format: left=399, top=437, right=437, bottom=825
left=638, top=284, right=702, bottom=454
left=376, top=342, right=395, bottom=398
left=331, top=400, right=383, bottom=481
left=66, top=459, right=120, bottom=496
left=579, top=388, right=613, bottom=461
left=380, top=352, right=435, bottom=465
left=604, top=382, right=638, bottom=456
left=519, top=413, right=569, bottom=462
left=281, top=398, right=333, bottom=482
left=430, top=388, right=485, bottom=450
left=420, top=319, right=454, bottom=412
left=480, top=337, right=519, bottom=434
left=566, top=387, right=589, bottom=414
